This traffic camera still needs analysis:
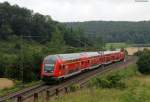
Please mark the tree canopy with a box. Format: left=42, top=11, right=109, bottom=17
left=65, top=21, right=150, bottom=44
left=137, top=49, right=150, bottom=74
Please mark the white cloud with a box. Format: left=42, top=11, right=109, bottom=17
left=0, top=0, right=150, bottom=22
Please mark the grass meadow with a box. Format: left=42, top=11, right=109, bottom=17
left=105, top=43, right=129, bottom=50
left=50, top=64, right=150, bottom=102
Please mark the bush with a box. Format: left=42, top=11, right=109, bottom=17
left=89, top=65, right=139, bottom=88
left=134, top=50, right=143, bottom=56
left=134, top=48, right=150, bottom=57
left=137, top=50, right=150, bottom=74
left=90, top=73, right=126, bottom=89
left=69, top=84, right=80, bottom=92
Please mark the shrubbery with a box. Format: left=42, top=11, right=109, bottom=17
left=90, top=74, right=126, bottom=89
left=69, top=84, right=80, bottom=92
left=134, top=50, right=143, bottom=56
left=137, top=49, right=150, bottom=74
left=89, top=65, right=137, bottom=89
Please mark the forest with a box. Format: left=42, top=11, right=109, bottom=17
left=0, top=2, right=104, bottom=82
left=65, top=21, right=150, bottom=43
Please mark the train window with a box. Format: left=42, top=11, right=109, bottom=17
left=61, top=65, right=65, bottom=70
left=81, top=61, right=84, bottom=65
left=43, top=55, right=57, bottom=73
left=44, top=55, right=57, bottom=64
left=44, top=64, right=55, bottom=73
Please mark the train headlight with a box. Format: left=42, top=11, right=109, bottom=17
left=59, top=71, right=61, bottom=75
left=44, top=70, right=53, bottom=73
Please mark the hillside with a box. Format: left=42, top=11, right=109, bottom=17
left=65, top=21, right=150, bottom=43
left=0, top=2, right=96, bottom=48
left=0, top=2, right=104, bottom=82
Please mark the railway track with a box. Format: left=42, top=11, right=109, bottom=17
left=0, top=56, right=137, bottom=102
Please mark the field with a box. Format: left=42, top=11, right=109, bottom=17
left=126, top=47, right=150, bottom=55
left=51, top=64, right=150, bottom=102
left=105, top=43, right=150, bottom=55
left=0, top=78, right=14, bottom=90
left=105, top=43, right=129, bottom=49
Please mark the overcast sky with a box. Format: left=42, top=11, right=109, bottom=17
left=0, top=0, right=150, bottom=22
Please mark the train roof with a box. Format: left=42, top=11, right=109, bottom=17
left=44, top=53, right=82, bottom=61
left=85, top=52, right=100, bottom=57
left=103, top=50, right=120, bottom=55
left=44, top=50, right=121, bottom=62
left=57, top=52, right=101, bottom=60
left=44, top=52, right=100, bottom=61
left=58, top=53, right=83, bottom=61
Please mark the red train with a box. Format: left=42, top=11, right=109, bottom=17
left=41, top=50, right=125, bottom=82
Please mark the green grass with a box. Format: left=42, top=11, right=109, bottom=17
left=105, top=43, right=130, bottom=50
left=105, top=43, right=150, bottom=50
left=131, top=44, right=150, bottom=47
left=50, top=64, right=150, bottom=102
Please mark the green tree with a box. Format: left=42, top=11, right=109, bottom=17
left=137, top=50, right=150, bottom=74
left=47, top=27, right=65, bottom=53
left=0, top=53, right=5, bottom=77
left=0, top=23, right=13, bottom=39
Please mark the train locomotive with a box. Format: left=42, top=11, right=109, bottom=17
left=41, top=50, right=125, bottom=82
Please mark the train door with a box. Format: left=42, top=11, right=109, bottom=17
left=59, top=62, right=69, bottom=77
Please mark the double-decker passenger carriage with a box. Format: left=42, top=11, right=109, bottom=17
left=41, top=50, right=125, bottom=82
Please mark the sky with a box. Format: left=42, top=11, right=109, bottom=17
left=0, top=0, right=150, bottom=22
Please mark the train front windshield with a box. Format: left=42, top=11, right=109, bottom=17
left=44, top=55, right=57, bottom=73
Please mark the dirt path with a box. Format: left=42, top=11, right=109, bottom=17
left=126, top=47, right=150, bottom=55
left=0, top=78, right=14, bottom=90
